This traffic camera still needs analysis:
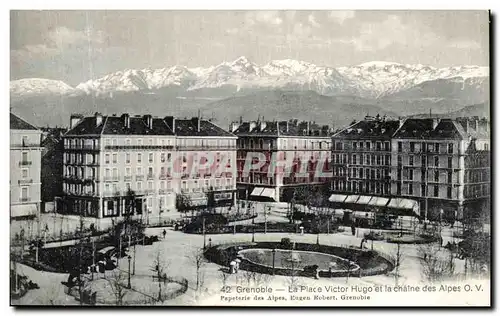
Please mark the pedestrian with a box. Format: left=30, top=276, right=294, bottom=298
left=351, top=221, right=356, bottom=236
left=235, top=258, right=241, bottom=273
left=162, top=229, right=167, bottom=239
left=229, top=260, right=236, bottom=274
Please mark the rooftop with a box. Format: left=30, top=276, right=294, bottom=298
left=232, top=119, right=331, bottom=137
left=65, top=114, right=235, bottom=137
left=333, top=116, right=400, bottom=139
left=10, top=113, right=38, bottom=131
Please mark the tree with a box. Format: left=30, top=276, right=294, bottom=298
left=390, top=243, right=405, bottom=286
left=176, top=194, right=193, bottom=217
left=187, top=248, right=207, bottom=299
left=106, top=270, right=128, bottom=306
left=280, top=250, right=301, bottom=289
left=150, top=248, right=169, bottom=302
left=206, top=186, right=216, bottom=214
left=418, top=243, right=456, bottom=282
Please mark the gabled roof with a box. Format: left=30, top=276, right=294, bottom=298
left=10, top=113, right=38, bottom=131
left=428, top=119, right=466, bottom=139
left=175, top=119, right=234, bottom=137
left=393, top=119, right=435, bottom=139
left=333, top=119, right=400, bottom=139
left=101, top=117, right=174, bottom=135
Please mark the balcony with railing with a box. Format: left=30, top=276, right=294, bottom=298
left=18, top=179, right=33, bottom=185
left=103, top=176, right=120, bottom=182
left=124, top=175, right=133, bottom=181
left=147, top=173, right=155, bottom=180
left=20, top=197, right=31, bottom=202
left=159, top=189, right=167, bottom=195
left=19, top=160, right=32, bottom=166
left=136, top=175, right=145, bottom=181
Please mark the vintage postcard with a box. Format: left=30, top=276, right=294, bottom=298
left=9, top=10, right=490, bottom=307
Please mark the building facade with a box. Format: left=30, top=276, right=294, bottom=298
left=232, top=119, right=332, bottom=202
left=10, top=113, right=43, bottom=219
left=330, top=115, right=490, bottom=221
left=59, top=113, right=237, bottom=220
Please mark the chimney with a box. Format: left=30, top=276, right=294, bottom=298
left=121, top=113, right=130, bottom=129
left=191, top=117, right=201, bottom=132
left=260, top=121, right=267, bottom=131
left=230, top=121, right=240, bottom=132
left=165, top=116, right=176, bottom=132
left=70, top=114, right=83, bottom=129
left=432, top=118, right=439, bottom=130
left=143, top=115, right=153, bottom=129
left=249, top=121, right=257, bottom=132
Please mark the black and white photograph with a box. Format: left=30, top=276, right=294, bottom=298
left=9, top=9, right=491, bottom=307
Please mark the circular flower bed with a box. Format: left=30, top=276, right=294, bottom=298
left=204, top=241, right=394, bottom=278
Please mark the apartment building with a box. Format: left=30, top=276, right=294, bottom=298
left=330, top=115, right=490, bottom=221
left=393, top=117, right=490, bottom=221
left=231, top=119, right=332, bottom=202
left=59, top=112, right=237, bottom=219
left=10, top=113, right=43, bottom=219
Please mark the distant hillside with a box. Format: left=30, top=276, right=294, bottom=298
left=202, top=90, right=398, bottom=128
left=408, top=102, right=490, bottom=119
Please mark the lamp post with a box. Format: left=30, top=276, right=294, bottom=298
left=252, top=217, right=255, bottom=242
left=203, top=217, right=206, bottom=249
left=127, top=255, right=132, bottom=289
left=209, top=237, right=212, bottom=248
left=272, top=249, right=276, bottom=275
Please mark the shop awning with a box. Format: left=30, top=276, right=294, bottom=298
left=250, top=187, right=265, bottom=196
left=332, top=209, right=348, bottom=217
left=344, top=195, right=360, bottom=203
left=328, top=194, right=348, bottom=203
left=260, top=188, right=275, bottom=199
left=368, top=197, right=390, bottom=207
left=387, top=198, right=419, bottom=210
left=356, top=195, right=372, bottom=205
left=10, top=204, right=37, bottom=217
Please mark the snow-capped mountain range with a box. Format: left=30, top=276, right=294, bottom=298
left=10, top=56, right=489, bottom=99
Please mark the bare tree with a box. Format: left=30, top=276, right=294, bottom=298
left=280, top=250, right=301, bottom=289
left=150, top=248, right=169, bottom=302
left=418, top=243, right=456, bottom=282
left=390, top=243, right=405, bottom=286
left=106, top=270, right=128, bottom=306
left=187, top=248, right=207, bottom=298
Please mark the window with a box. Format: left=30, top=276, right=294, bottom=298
left=137, top=139, right=143, bottom=146
left=435, top=143, right=440, bottom=153
left=160, top=181, right=165, bottom=189
left=448, top=143, right=454, bottom=154
left=105, top=139, right=110, bottom=147
left=409, top=156, right=414, bottom=166
left=149, top=153, right=153, bottom=163
left=366, top=142, right=371, bottom=150
left=397, top=169, right=401, bottom=180
left=112, top=139, right=117, bottom=146
left=397, top=183, right=401, bottom=195
left=161, top=153, right=166, bottom=163
left=148, top=167, right=153, bottom=176
left=112, top=168, right=118, bottom=178
left=21, top=187, right=28, bottom=200
left=434, top=185, right=439, bottom=197
left=410, top=142, right=415, bottom=152
left=353, top=142, right=357, bottom=150
left=447, top=171, right=452, bottom=183
left=125, top=182, right=131, bottom=191
left=376, top=142, right=381, bottom=151
left=167, top=153, right=171, bottom=161
left=428, top=143, right=434, bottom=152
left=137, top=167, right=142, bottom=175
left=137, top=182, right=143, bottom=190
left=447, top=186, right=452, bottom=198
left=148, top=181, right=153, bottom=190
left=448, top=157, right=452, bottom=169
left=409, top=169, right=414, bottom=180
left=434, top=171, right=439, bottom=182
left=422, top=156, right=427, bottom=167
left=398, top=142, right=402, bottom=152
left=384, top=141, right=390, bottom=151
left=126, top=139, right=131, bottom=146
left=137, top=153, right=142, bottom=163
left=149, top=138, right=153, bottom=145
left=22, top=169, right=28, bottom=178
left=126, top=167, right=131, bottom=176
left=385, top=155, right=390, bottom=165
left=408, top=183, right=413, bottom=195
left=397, top=156, right=402, bottom=166
left=434, top=156, right=439, bottom=167
left=112, top=153, right=117, bottom=164
left=421, top=184, right=427, bottom=196
left=105, top=154, right=110, bottom=164
left=126, top=153, right=130, bottom=164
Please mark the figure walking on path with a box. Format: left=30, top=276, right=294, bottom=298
left=162, top=229, right=167, bottom=239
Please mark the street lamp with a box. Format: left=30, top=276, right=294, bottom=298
left=272, top=249, right=276, bottom=275
left=127, top=255, right=132, bottom=289
left=252, top=217, right=255, bottom=242
left=203, top=217, right=206, bottom=249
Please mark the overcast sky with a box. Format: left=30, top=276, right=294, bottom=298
left=11, top=10, right=489, bottom=86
